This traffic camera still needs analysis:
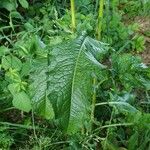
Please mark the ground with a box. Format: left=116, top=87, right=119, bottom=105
left=135, top=16, right=150, bottom=65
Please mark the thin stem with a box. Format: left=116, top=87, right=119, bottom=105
left=93, top=123, right=134, bottom=133
left=90, top=76, right=97, bottom=134
left=31, top=109, right=38, bottom=141
left=106, top=0, right=110, bottom=42
left=91, top=78, right=97, bottom=121
left=0, top=107, right=15, bottom=113
left=70, top=0, right=76, bottom=31
left=103, top=109, right=114, bottom=150
left=101, top=123, right=134, bottom=129
left=95, top=101, right=129, bottom=106
left=31, top=101, right=41, bottom=148
left=97, top=0, right=104, bottom=40
left=91, top=6, right=109, bottom=125
left=0, top=121, right=39, bottom=129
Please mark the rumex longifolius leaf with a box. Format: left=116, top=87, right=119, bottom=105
left=31, top=35, right=109, bottom=134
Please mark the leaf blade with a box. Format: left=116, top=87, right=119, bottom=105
left=13, top=91, right=32, bottom=112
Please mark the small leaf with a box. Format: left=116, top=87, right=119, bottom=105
left=128, top=131, right=138, bottom=150
left=109, top=93, right=138, bottom=113
left=139, top=77, right=150, bottom=90
left=13, top=92, right=32, bottom=112
left=0, top=1, right=17, bottom=11
left=2, top=55, right=22, bottom=71
left=21, top=61, right=31, bottom=77
left=10, top=11, right=22, bottom=19
left=0, top=46, right=9, bottom=56
left=8, top=83, right=20, bottom=96
left=18, top=0, right=29, bottom=9
left=24, top=22, right=34, bottom=31
left=37, top=97, right=55, bottom=120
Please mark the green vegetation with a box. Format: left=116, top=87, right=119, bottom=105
left=0, top=0, right=150, bottom=149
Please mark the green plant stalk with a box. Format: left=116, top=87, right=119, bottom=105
left=91, top=77, right=97, bottom=122
left=70, top=0, right=76, bottom=31
left=106, top=0, right=110, bottom=42
left=97, top=0, right=104, bottom=40
left=91, top=0, right=105, bottom=128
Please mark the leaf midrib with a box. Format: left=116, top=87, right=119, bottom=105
left=69, top=36, right=87, bottom=123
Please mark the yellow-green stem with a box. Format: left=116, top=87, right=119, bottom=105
left=97, top=0, right=104, bottom=40
left=70, top=0, right=76, bottom=31
left=91, top=0, right=105, bottom=129
left=91, top=77, right=97, bottom=123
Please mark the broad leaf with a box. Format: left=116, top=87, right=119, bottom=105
left=30, top=35, right=109, bottom=133
left=13, top=91, right=32, bottom=112
left=109, top=93, right=138, bottom=113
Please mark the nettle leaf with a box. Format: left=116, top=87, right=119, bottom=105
left=8, top=83, right=20, bottom=96
left=2, top=55, right=22, bottom=71
left=18, top=0, right=29, bottom=9
left=31, top=35, right=109, bottom=133
left=0, top=46, right=10, bottom=56
left=13, top=91, right=32, bottom=112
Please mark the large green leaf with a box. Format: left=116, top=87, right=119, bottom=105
left=30, top=35, right=109, bottom=133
